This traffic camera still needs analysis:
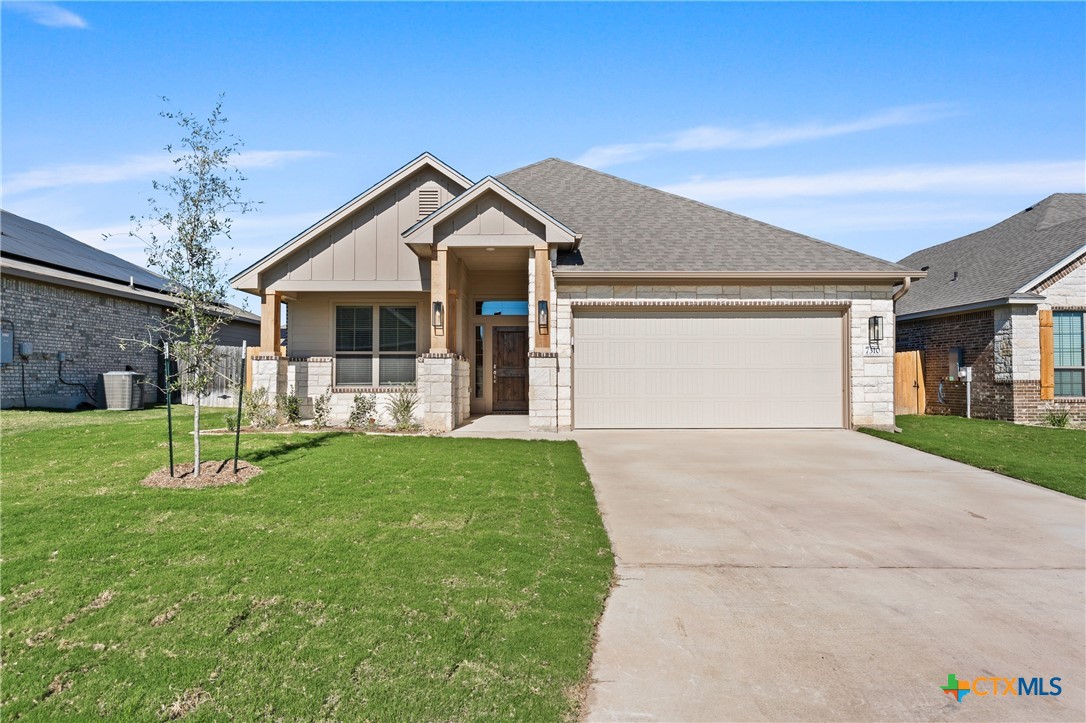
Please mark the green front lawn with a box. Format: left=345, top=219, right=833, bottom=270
left=0, top=408, right=613, bottom=720
left=862, top=415, right=1086, bottom=499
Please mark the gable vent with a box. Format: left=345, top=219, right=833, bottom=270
left=418, top=188, right=440, bottom=218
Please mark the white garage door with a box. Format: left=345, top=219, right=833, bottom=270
left=573, top=310, right=845, bottom=429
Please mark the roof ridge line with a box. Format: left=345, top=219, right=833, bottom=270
left=899, top=194, right=1086, bottom=263
left=495, top=156, right=561, bottom=177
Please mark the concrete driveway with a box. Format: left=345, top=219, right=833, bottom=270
left=576, top=430, right=1085, bottom=722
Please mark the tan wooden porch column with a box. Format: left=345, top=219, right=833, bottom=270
left=260, top=291, right=281, bottom=353
left=430, top=248, right=448, bottom=353
left=534, top=247, right=552, bottom=350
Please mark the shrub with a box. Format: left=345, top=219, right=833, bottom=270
left=276, top=386, right=301, bottom=425
left=1044, top=404, right=1071, bottom=429
left=384, top=385, right=419, bottom=431
left=243, top=387, right=277, bottom=429
left=224, top=411, right=237, bottom=432
left=347, top=393, right=377, bottom=429
left=313, top=388, right=333, bottom=429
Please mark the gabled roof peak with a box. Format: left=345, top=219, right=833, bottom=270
left=230, top=152, right=472, bottom=290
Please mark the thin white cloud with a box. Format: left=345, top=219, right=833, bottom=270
left=577, top=104, right=956, bottom=168
left=6, top=2, right=87, bottom=29
left=3, top=150, right=329, bottom=195
left=64, top=209, right=335, bottom=269
left=662, top=160, right=1086, bottom=202
left=732, top=201, right=1001, bottom=235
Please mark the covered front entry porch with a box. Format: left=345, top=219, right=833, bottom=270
left=418, top=242, right=558, bottom=432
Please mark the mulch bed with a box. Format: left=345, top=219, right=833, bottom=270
left=141, top=460, right=262, bottom=489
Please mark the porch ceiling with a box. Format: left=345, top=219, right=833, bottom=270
left=454, top=247, right=529, bottom=272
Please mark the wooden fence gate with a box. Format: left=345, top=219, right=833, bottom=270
left=179, top=345, right=245, bottom=408
left=894, top=350, right=925, bottom=416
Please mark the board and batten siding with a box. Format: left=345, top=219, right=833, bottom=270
left=435, top=192, right=546, bottom=243
left=285, top=292, right=428, bottom=358
left=263, top=170, right=462, bottom=290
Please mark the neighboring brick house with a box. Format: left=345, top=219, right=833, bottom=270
left=1, top=210, right=260, bottom=409
left=896, top=194, right=1086, bottom=425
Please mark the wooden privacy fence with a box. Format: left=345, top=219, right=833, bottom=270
left=894, top=350, right=926, bottom=416
left=179, top=345, right=245, bottom=408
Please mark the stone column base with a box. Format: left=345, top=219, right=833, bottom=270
left=418, top=354, right=456, bottom=431
left=528, top=353, right=558, bottom=432
left=251, top=355, right=287, bottom=399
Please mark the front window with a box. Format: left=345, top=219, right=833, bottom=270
left=1054, top=311, right=1085, bottom=397
left=335, top=305, right=417, bottom=386
left=378, top=307, right=417, bottom=385
left=335, top=306, right=372, bottom=385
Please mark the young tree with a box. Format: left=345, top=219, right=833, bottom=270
left=130, top=96, right=256, bottom=476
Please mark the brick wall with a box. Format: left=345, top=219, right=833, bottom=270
left=1, top=276, right=163, bottom=409
left=1010, top=380, right=1086, bottom=426
left=896, top=310, right=1012, bottom=420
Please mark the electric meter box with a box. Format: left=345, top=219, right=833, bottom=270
left=948, top=348, right=965, bottom=381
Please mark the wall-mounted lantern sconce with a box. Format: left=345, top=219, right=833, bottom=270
left=432, top=301, right=444, bottom=329
left=868, top=315, right=884, bottom=344
left=537, top=300, right=549, bottom=334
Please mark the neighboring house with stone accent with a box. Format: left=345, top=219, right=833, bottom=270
left=896, top=193, right=1086, bottom=425
left=234, top=153, right=922, bottom=432
left=1, top=210, right=260, bottom=409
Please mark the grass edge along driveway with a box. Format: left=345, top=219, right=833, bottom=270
left=862, top=414, right=1085, bottom=499
left=0, top=407, right=614, bottom=721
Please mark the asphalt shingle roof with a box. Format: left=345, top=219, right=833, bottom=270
left=896, top=194, right=1086, bottom=316
left=497, top=158, right=911, bottom=274
left=1, top=209, right=168, bottom=292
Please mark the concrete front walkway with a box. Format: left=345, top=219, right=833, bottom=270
left=576, top=429, right=1085, bottom=722
left=444, top=414, right=574, bottom=440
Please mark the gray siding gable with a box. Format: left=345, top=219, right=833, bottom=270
left=262, top=168, right=461, bottom=291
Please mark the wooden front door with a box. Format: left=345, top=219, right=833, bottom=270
left=493, top=327, right=528, bottom=411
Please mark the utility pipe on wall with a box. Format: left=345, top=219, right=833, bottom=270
left=961, top=366, right=974, bottom=419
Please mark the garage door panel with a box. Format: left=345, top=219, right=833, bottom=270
left=574, top=311, right=844, bottom=428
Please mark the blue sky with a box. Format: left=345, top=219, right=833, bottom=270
left=3, top=1, right=1084, bottom=306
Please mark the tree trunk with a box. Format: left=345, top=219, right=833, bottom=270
left=193, top=397, right=202, bottom=476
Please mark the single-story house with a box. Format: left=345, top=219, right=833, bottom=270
left=232, top=153, right=924, bottom=431
left=1, top=210, right=260, bottom=409
left=896, top=193, right=1085, bottom=425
